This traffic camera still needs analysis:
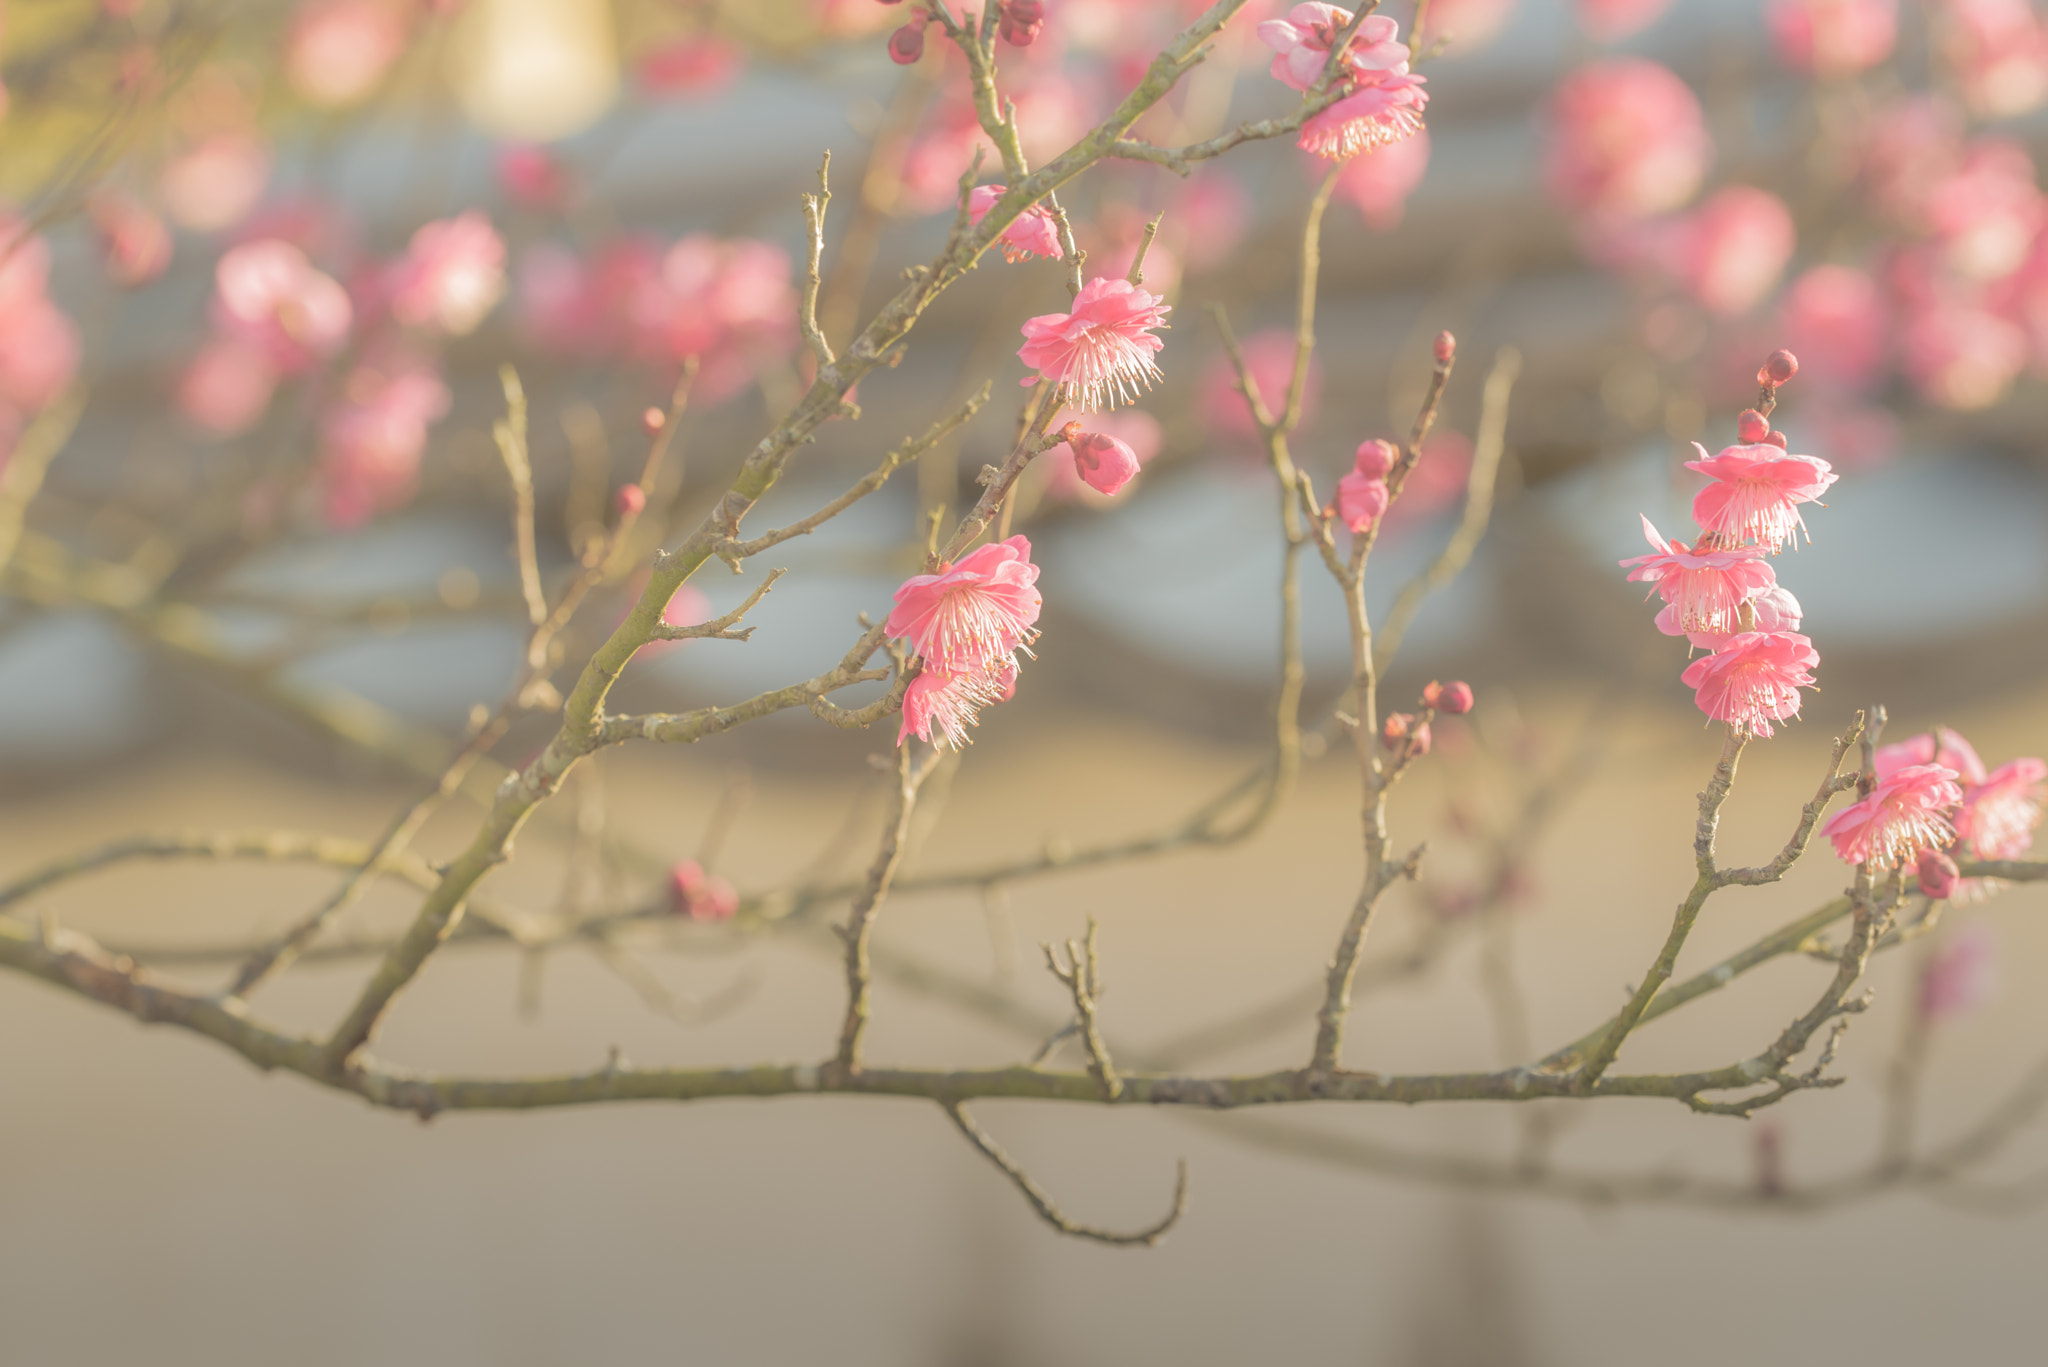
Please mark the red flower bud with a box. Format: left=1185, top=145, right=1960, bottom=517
left=1917, top=848, right=1960, bottom=900
left=999, top=0, right=1045, bottom=44
left=1735, top=409, right=1770, bottom=443
left=1762, top=430, right=1788, bottom=449
left=1434, top=330, right=1456, bottom=364
left=1380, top=712, right=1411, bottom=749
left=1424, top=680, right=1474, bottom=714
left=1758, top=349, right=1799, bottom=386
left=1353, top=437, right=1398, bottom=479
left=888, top=22, right=925, bottom=63
left=614, top=483, right=646, bottom=518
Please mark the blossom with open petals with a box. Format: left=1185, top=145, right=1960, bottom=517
left=1620, top=514, right=1777, bottom=635
left=214, top=239, right=353, bottom=372
left=1679, top=630, right=1818, bottom=737
left=1877, top=727, right=1987, bottom=785
left=1018, top=277, right=1169, bottom=412
left=387, top=212, right=507, bottom=337
left=1258, top=7, right=1412, bottom=92
left=1686, top=441, right=1838, bottom=552
left=1823, top=762, right=1963, bottom=867
left=1659, top=582, right=1802, bottom=650
left=1299, top=71, right=1429, bottom=161
left=969, top=185, right=1064, bottom=264
left=886, top=534, right=1042, bottom=677
left=1954, top=757, right=2048, bottom=860
left=898, top=661, right=1018, bottom=750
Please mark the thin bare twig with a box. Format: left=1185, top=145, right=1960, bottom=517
left=943, top=1101, right=1189, bottom=1247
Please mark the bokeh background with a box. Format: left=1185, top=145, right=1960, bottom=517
left=4, top=1, right=2048, bottom=1363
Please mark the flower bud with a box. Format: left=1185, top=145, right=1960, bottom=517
left=1334, top=470, right=1390, bottom=532
left=888, top=22, right=925, bottom=63
left=1067, top=430, right=1141, bottom=496
left=1916, top=848, right=1960, bottom=900
left=1353, top=437, right=1397, bottom=479
left=1380, top=712, right=1412, bottom=749
left=642, top=406, right=665, bottom=435
left=1434, top=330, right=1456, bottom=364
left=1424, top=679, right=1474, bottom=714
left=614, top=483, right=646, bottom=518
left=695, top=875, right=740, bottom=921
left=1759, top=349, right=1799, bottom=386
left=1762, top=430, right=1788, bottom=449
left=667, top=859, right=706, bottom=913
left=1735, top=409, right=1770, bottom=443
left=999, top=0, right=1045, bottom=45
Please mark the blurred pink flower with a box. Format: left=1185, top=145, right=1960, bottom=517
left=635, top=35, right=743, bottom=98
left=887, top=534, right=1042, bottom=677
left=1173, top=171, right=1251, bottom=274
left=1781, top=265, right=1889, bottom=391
left=214, top=239, right=353, bottom=371
left=1546, top=60, right=1711, bottom=220
left=1620, top=514, right=1777, bottom=635
left=899, top=661, right=1018, bottom=750
left=1901, top=302, right=2027, bottom=410
left=1299, top=72, right=1429, bottom=161
left=1043, top=408, right=1160, bottom=499
left=1686, top=440, right=1838, bottom=552
left=1331, top=126, right=1430, bottom=230
left=1681, top=630, right=1818, bottom=737
left=1859, top=97, right=1962, bottom=232
left=497, top=145, right=574, bottom=211
left=1018, top=276, right=1169, bottom=412
left=968, top=185, right=1065, bottom=263
left=1947, top=0, right=2048, bottom=118
left=1954, top=757, right=2048, bottom=860
left=1386, top=429, right=1471, bottom=525
left=0, top=228, right=80, bottom=416
left=1668, top=186, right=1796, bottom=317
left=286, top=0, right=408, bottom=108
left=1926, top=139, right=2040, bottom=282
left=1800, top=400, right=1901, bottom=471
left=1334, top=470, right=1390, bottom=531
left=318, top=359, right=452, bottom=529
left=1576, top=0, right=1673, bottom=42
left=1920, top=923, right=1997, bottom=1020
left=388, top=211, right=507, bottom=337
left=1767, top=0, right=1897, bottom=77
left=1823, top=763, right=1964, bottom=866
left=159, top=131, right=272, bottom=233
left=88, top=190, right=172, bottom=288
left=1418, top=0, right=1521, bottom=51
left=1200, top=328, right=1317, bottom=442
left=177, top=338, right=279, bottom=437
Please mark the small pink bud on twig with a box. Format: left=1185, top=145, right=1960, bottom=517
left=1434, top=331, right=1456, bottom=365
left=641, top=406, right=665, bottom=435
left=888, top=22, right=926, bottom=63
left=1761, top=430, right=1788, bottom=450
left=1758, top=349, right=1799, bottom=386
left=1353, top=437, right=1397, bottom=479
left=1916, top=848, right=1960, bottom=900
left=1383, top=713, right=1431, bottom=754
left=1423, top=680, right=1474, bottom=714
left=614, top=483, right=646, bottom=518
left=999, top=0, right=1045, bottom=45
left=1735, top=409, right=1770, bottom=443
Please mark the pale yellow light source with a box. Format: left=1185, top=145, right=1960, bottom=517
left=447, top=0, right=619, bottom=143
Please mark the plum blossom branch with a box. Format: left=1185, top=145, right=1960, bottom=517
left=942, top=1101, right=1189, bottom=1247
left=491, top=367, right=548, bottom=629
left=799, top=152, right=835, bottom=368
left=1042, top=919, right=1121, bottom=1100
left=834, top=743, right=938, bottom=1075
left=647, top=569, right=787, bottom=643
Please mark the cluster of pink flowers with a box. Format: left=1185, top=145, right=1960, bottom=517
left=518, top=233, right=795, bottom=404
left=0, top=222, right=81, bottom=471
left=1620, top=353, right=1839, bottom=738
left=1258, top=6, right=1429, bottom=162
left=886, top=536, right=1042, bottom=749
left=1822, top=726, right=2048, bottom=886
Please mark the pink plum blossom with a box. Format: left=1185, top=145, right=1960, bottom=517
left=158, top=131, right=271, bottom=233
left=1877, top=728, right=1987, bottom=785
left=1919, top=923, right=1997, bottom=1020
left=1017, top=276, right=1170, bottom=412
left=1781, top=265, right=1889, bottom=391
left=1063, top=429, right=1143, bottom=497
left=1859, top=97, right=1963, bottom=232
left=1041, top=408, right=1161, bottom=500
left=1926, top=139, right=2040, bottom=283
left=1667, top=186, right=1796, bottom=317
left=1767, top=0, right=1898, bottom=77
left=286, top=0, right=408, bottom=108
left=1576, top=0, right=1674, bottom=42
left=318, top=359, right=452, bottom=529
left=1680, top=630, right=1818, bottom=737
left=886, top=534, right=1043, bottom=677
left=1299, top=71, right=1429, bottom=161
left=1686, top=441, right=1838, bottom=552
left=1334, top=471, right=1390, bottom=531
left=1659, top=582, right=1803, bottom=651
left=213, top=239, right=353, bottom=372
left=1954, top=758, right=2048, bottom=861
left=1620, top=515, right=1777, bottom=635
left=1546, top=60, right=1711, bottom=220
left=1946, top=0, right=2048, bottom=119
left=387, top=212, right=507, bottom=337
left=968, top=185, right=1065, bottom=263
left=899, top=661, right=1018, bottom=750
left=1257, top=8, right=1412, bottom=93
left=1331, top=127, right=1430, bottom=230
left=0, top=230, right=80, bottom=418
left=1822, top=763, right=1964, bottom=867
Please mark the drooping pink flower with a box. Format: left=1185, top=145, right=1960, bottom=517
left=177, top=338, right=279, bottom=437
left=1257, top=7, right=1411, bottom=93
left=1954, top=757, right=2048, bottom=860
left=1686, top=441, right=1838, bottom=552
left=1876, top=727, right=1987, bottom=785
left=1920, top=922, right=1997, bottom=1021
left=387, top=211, right=507, bottom=337
left=898, top=660, right=1019, bottom=749
left=968, top=185, right=1065, bottom=264
left=1918, top=847, right=1962, bottom=899
left=1680, top=630, right=1819, bottom=737
left=1666, top=186, right=1796, bottom=317
left=1200, top=328, right=1319, bottom=442
left=318, top=358, right=452, bottom=529
left=1334, top=470, right=1390, bottom=531
left=1546, top=60, right=1711, bottom=220
left=1576, top=0, right=1674, bottom=42
left=158, top=131, right=272, bottom=233
left=1900, top=301, right=2027, bottom=411
left=1041, top=408, right=1161, bottom=500
left=1064, top=429, right=1143, bottom=497
left=1017, top=277, right=1170, bottom=412
left=286, top=0, right=408, bottom=108
left=886, top=534, right=1043, bottom=677
left=1298, top=71, right=1429, bottom=161
left=1823, top=763, right=1964, bottom=866
left=1620, top=514, right=1777, bottom=634
left=635, top=35, right=743, bottom=99
left=1331, top=126, right=1430, bottom=230
left=1767, top=0, right=1898, bottom=77
left=213, top=239, right=353, bottom=372
left=1781, top=265, right=1889, bottom=392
